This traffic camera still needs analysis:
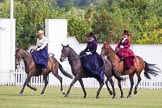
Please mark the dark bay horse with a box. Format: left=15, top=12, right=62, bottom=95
left=100, top=42, right=161, bottom=98
left=60, top=44, right=124, bottom=99
left=15, top=48, right=73, bottom=96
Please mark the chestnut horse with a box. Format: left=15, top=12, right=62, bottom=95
left=15, top=48, right=73, bottom=96
left=100, top=42, right=161, bottom=98
left=60, top=45, right=124, bottom=99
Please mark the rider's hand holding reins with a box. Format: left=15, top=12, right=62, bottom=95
left=86, top=51, right=92, bottom=55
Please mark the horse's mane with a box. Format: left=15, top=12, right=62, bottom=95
left=67, top=45, right=78, bottom=56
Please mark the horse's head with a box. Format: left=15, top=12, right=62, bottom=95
left=15, top=48, right=22, bottom=67
left=100, top=42, right=111, bottom=57
left=15, top=48, right=27, bottom=68
left=60, top=44, right=70, bottom=62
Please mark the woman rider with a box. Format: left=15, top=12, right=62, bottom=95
left=115, top=30, right=135, bottom=71
left=80, top=32, right=104, bottom=84
left=31, top=30, right=49, bottom=72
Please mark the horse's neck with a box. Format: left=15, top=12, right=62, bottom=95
left=108, top=48, right=121, bottom=64
left=22, top=51, right=34, bottom=69
left=68, top=48, right=80, bottom=66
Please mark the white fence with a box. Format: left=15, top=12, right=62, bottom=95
left=0, top=56, right=162, bottom=89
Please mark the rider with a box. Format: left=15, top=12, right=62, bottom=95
left=115, top=30, right=135, bottom=70
left=80, top=32, right=104, bottom=84
left=31, top=30, right=49, bottom=72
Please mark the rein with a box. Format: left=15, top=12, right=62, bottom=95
left=69, top=54, right=87, bottom=60
left=107, top=49, right=119, bottom=58
left=104, top=48, right=123, bottom=66
left=63, top=54, right=87, bottom=61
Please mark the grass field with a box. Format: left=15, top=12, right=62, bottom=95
left=0, top=86, right=162, bottom=108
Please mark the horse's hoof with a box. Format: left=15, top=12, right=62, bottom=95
left=134, top=90, right=137, bottom=95
left=62, top=92, right=65, bottom=95
left=83, top=96, right=86, bottom=98
left=109, top=91, right=113, bottom=95
left=96, top=96, right=100, bottom=99
left=40, top=94, right=44, bottom=96
left=127, top=95, right=131, bottom=98
left=61, top=90, right=65, bottom=95
left=64, top=94, right=69, bottom=97
left=40, top=92, right=44, bottom=95
left=18, top=93, right=22, bottom=96
left=33, top=87, right=37, bottom=91
left=112, top=96, right=115, bottom=99
left=120, top=96, right=124, bottom=98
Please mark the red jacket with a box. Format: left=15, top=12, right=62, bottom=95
left=115, top=37, right=130, bottom=51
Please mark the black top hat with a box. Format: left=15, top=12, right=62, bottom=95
left=88, top=32, right=95, bottom=37
left=123, top=30, right=129, bottom=35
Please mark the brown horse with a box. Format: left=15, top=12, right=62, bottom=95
left=15, top=48, right=73, bottom=96
left=60, top=44, right=124, bottom=99
left=100, top=42, right=161, bottom=98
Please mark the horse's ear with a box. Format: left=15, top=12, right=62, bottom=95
left=67, top=44, right=69, bottom=47
left=61, top=44, right=64, bottom=47
left=106, top=40, right=111, bottom=44
left=16, top=48, right=20, bottom=51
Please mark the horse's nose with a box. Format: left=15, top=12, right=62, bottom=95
left=15, top=65, right=18, bottom=69
left=60, top=57, right=63, bottom=62
left=16, top=61, right=20, bottom=65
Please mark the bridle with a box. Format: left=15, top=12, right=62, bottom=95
left=102, top=45, right=122, bottom=67
left=102, top=46, right=119, bottom=58
left=61, top=47, right=87, bottom=61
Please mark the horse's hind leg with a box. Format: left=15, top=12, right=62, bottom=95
left=108, top=77, right=116, bottom=99
left=96, top=81, right=104, bottom=99
left=134, top=72, right=141, bottom=95
left=19, top=74, right=32, bottom=96
left=52, top=69, right=64, bottom=95
left=78, top=79, right=87, bottom=98
left=105, top=78, right=113, bottom=96
left=27, top=84, right=37, bottom=91
left=40, top=75, right=48, bottom=95
left=127, top=72, right=135, bottom=98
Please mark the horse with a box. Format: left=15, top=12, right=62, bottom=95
left=100, top=42, right=161, bottom=98
left=60, top=44, right=124, bottom=99
left=15, top=48, right=73, bottom=96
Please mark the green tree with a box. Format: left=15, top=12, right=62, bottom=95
left=15, top=0, right=62, bottom=49
left=66, top=7, right=91, bottom=42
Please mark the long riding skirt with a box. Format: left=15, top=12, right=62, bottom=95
left=117, top=48, right=135, bottom=69
left=32, top=46, right=48, bottom=69
left=80, top=51, right=104, bottom=83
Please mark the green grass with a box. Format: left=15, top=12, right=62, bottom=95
left=0, top=86, right=162, bottom=108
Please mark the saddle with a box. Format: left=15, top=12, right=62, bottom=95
left=119, top=56, right=136, bottom=70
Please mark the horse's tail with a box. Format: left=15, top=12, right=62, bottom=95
left=144, top=61, right=161, bottom=79
left=59, top=63, right=73, bottom=79
left=112, top=67, right=125, bottom=81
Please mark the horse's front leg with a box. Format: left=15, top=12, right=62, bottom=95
left=65, top=75, right=79, bottom=97
left=105, top=78, right=113, bottom=95
left=96, top=81, right=104, bottom=99
left=19, top=74, right=32, bottom=96
left=118, top=80, right=124, bottom=98
left=106, top=77, right=116, bottom=99
left=40, top=75, right=48, bottom=95
left=78, top=79, right=87, bottom=98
